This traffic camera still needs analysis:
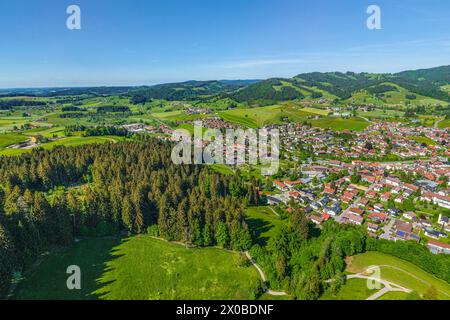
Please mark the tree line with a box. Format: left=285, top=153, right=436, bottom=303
left=64, top=125, right=129, bottom=137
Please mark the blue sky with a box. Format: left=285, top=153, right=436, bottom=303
left=0, top=0, right=449, bottom=88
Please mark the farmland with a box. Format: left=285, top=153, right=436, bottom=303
left=346, top=82, right=448, bottom=108
left=0, top=136, right=124, bottom=156
left=219, top=105, right=282, bottom=128
left=310, top=116, right=370, bottom=131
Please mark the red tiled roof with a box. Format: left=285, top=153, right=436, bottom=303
left=427, top=240, right=450, bottom=250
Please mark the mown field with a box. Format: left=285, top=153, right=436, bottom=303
left=320, top=278, right=381, bottom=300
left=0, top=136, right=124, bottom=156
left=218, top=105, right=337, bottom=129
left=438, top=119, right=450, bottom=128
left=0, top=133, right=28, bottom=148
left=345, top=251, right=450, bottom=300
left=219, top=105, right=283, bottom=128
left=310, top=117, right=369, bottom=131
left=358, top=108, right=405, bottom=119
left=12, top=236, right=262, bottom=300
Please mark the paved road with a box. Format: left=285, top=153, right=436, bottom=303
left=380, top=218, right=395, bottom=240
left=346, top=269, right=411, bottom=300
left=366, top=265, right=450, bottom=298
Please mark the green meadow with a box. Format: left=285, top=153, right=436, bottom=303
left=219, top=105, right=282, bottom=128
left=0, top=136, right=123, bottom=156
left=438, top=119, right=450, bottom=128
left=346, top=251, right=450, bottom=300
left=218, top=105, right=323, bottom=128
left=13, top=236, right=262, bottom=300
left=347, top=82, right=448, bottom=107
left=310, top=117, right=370, bottom=131
left=320, top=278, right=381, bottom=300
left=245, top=206, right=286, bottom=245
left=0, top=133, right=28, bottom=148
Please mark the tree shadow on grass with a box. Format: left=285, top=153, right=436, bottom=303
left=246, top=217, right=274, bottom=246
left=11, top=237, right=126, bottom=300
left=88, top=237, right=131, bottom=300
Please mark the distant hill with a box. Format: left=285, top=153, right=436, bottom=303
left=228, top=66, right=450, bottom=105
left=128, top=80, right=257, bottom=103
left=2, top=66, right=449, bottom=106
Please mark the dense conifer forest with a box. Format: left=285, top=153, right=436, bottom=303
left=0, top=138, right=261, bottom=294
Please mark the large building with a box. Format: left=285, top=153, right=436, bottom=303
left=427, top=240, right=450, bottom=255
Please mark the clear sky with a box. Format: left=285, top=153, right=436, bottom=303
left=0, top=0, right=449, bottom=88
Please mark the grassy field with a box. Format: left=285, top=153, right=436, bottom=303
left=0, top=118, right=34, bottom=132
left=438, top=119, right=450, bottom=128
left=300, top=107, right=331, bottom=116
left=22, top=126, right=65, bottom=138
left=347, top=82, right=448, bottom=107
left=218, top=105, right=327, bottom=128
left=411, top=136, right=437, bottom=146
left=210, top=164, right=235, bottom=175
left=0, top=136, right=123, bottom=156
left=377, top=291, right=411, bottom=300
left=219, top=105, right=282, bottom=128
left=13, top=236, right=262, bottom=300
left=151, top=110, right=207, bottom=122
left=440, top=84, right=450, bottom=92
left=245, top=206, right=285, bottom=245
left=0, top=133, right=28, bottom=148
left=358, top=108, right=405, bottom=119
left=320, top=278, right=381, bottom=300
left=310, top=117, right=369, bottom=132
left=346, top=251, right=450, bottom=300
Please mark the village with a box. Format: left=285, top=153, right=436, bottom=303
left=263, top=122, right=450, bottom=256
left=117, top=118, right=450, bottom=255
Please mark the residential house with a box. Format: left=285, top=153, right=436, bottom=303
left=427, top=240, right=450, bottom=254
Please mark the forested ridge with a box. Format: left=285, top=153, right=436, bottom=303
left=0, top=138, right=261, bottom=295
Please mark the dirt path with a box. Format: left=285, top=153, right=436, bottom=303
left=244, top=251, right=287, bottom=296
left=359, top=116, right=373, bottom=124
left=268, top=206, right=280, bottom=217
left=434, top=118, right=445, bottom=128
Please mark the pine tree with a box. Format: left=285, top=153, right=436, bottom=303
left=31, top=192, right=53, bottom=244
left=193, top=218, right=203, bottom=246
left=216, top=222, right=229, bottom=248
left=121, top=195, right=134, bottom=233
left=202, top=224, right=212, bottom=246
left=3, top=186, right=21, bottom=216
left=134, top=208, right=144, bottom=234
left=0, top=224, right=16, bottom=295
